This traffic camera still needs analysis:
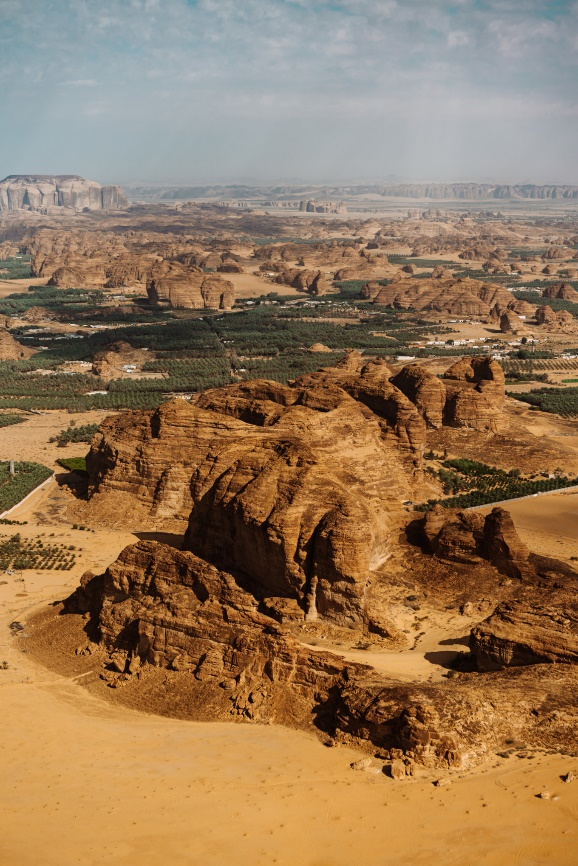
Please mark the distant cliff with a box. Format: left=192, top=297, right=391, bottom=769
left=376, top=183, right=578, bottom=200
left=127, top=181, right=578, bottom=203
left=0, top=175, right=128, bottom=212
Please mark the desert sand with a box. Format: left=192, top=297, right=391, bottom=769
left=0, top=276, right=48, bottom=296
left=1, top=426, right=577, bottom=864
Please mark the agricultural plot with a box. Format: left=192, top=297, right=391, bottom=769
left=0, top=533, right=77, bottom=571
left=418, top=457, right=578, bottom=511
left=0, top=462, right=53, bottom=513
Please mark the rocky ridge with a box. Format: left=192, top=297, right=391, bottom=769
left=0, top=175, right=128, bottom=213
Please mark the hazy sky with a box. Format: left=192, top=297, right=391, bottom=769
left=1, top=0, right=578, bottom=185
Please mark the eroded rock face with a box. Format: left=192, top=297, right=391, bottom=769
left=0, top=328, right=34, bottom=360
left=471, top=598, right=578, bottom=670
left=86, top=380, right=411, bottom=626
left=84, top=356, right=507, bottom=626
left=391, top=365, right=446, bottom=429
left=0, top=175, right=128, bottom=212
left=422, top=506, right=531, bottom=578
left=535, top=305, right=578, bottom=333
left=443, top=357, right=505, bottom=431
left=68, top=540, right=357, bottom=723
left=500, top=310, right=524, bottom=335
left=65, top=540, right=483, bottom=767
left=542, top=282, right=578, bottom=302
left=369, top=276, right=512, bottom=317
left=146, top=261, right=234, bottom=309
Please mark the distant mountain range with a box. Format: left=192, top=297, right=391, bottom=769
left=124, top=182, right=578, bottom=202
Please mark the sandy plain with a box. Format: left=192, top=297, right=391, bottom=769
left=1, top=414, right=578, bottom=864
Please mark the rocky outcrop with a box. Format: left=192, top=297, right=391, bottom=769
left=63, top=539, right=484, bottom=767
left=85, top=379, right=412, bottom=627
left=471, top=598, right=578, bottom=671
left=91, top=341, right=149, bottom=379
left=500, top=310, right=524, bottom=334
left=542, top=282, right=578, bottom=302
left=48, top=266, right=102, bottom=288
left=146, top=261, right=235, bottom=309
left=296, top=353, right=426, bottom=456
left=535, top=306, right=578, bottom=333
left=443, top=357, right=505, bottom=431
left=0, top=328, right=34, bottom=360
left=368, top=276, right=512, bottom=318
left=422, top=506, right=531, bottom=577
left=0, top=175, right=128, bottom=212
left=390, top=365, right=446, bottom=429
left=83, top=356, right=508, bottom=626
left=274, top=267, right=331, bottom=296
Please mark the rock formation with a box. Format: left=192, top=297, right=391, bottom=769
left=390, top=364, right=446, bottom=429
left=500, top=310, right=524, bottom=335
left=0, top=328, right=34, bottom=360
left=542, top=282, right=578, bottom=302
left=442, top=357, right=505, bottom=431
left=91, top=341, right=150, bottom=379
left=366, top=276, right=513, bottom=318
left=85, top=370, right=419, bottom=627
left=62, top=539, right=484, bottom=767
left=535, top=306, right=578, bottom=333
left=0, top=175, right=128, bottom=212
left=274, top=267, right=331, bottom=296
left=83, top=355, right=507, bottom=626
left=146, top=261, right=235, bottom=309
left=422, top=506, right=531, bottom=578
left=471, top=598, right=578, bottom=670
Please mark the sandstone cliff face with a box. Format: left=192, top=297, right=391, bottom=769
left=84, top=356, right=507, bottom=626
left=68, top=540, right=357, bottom=724
left=369, top=276, right=512, bottom=317
left=422, top=506, right=531, bottom=578
left=500, top=310, right=524, bottom=334
left=443, top=357, right=505, bottom=432
left=0, top=328, right=34, bottom=360
left=0, top=175, right=128, bottom=212
left=542, top=282, right=578, bottom=302
left=535, top=305, right=578, bottom=333
left=146, top=261, right=235, bottom=309
left=390, top=365, right=446, bottom=429
left=86, top=385, right=407, bottom=626
left=274, top=266, right=331, bottom=296
left=471, top=598, right=578, bottom=671
left=64, top=540, right=484, bottom=767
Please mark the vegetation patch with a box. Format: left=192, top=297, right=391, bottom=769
left=56, top=457, right=87, bottom=474
left=0, top=462, right=53, bottom=514
left=508, top=386, right=578, bottom=418
left=0, top=414, right=26, bottom=428
left=50, top=423, right=99, bottom=446
left=0, top=256, right=32, bottom=281
left=418, top=455, right=578, bottom=511
left=0, top=533, right=77, bottom=571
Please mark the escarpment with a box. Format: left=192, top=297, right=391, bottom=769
left=52, top=350, right=578, bottom=770
left=84, top=355, right=507, bottom=625
left=62, top=540, right=492, bottom=766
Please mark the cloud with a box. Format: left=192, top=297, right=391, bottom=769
left=447, top=30, right=469, bottom=48
left=59, top=79, right=98, bottom=87
left=0, top=0, right=577, bottom=182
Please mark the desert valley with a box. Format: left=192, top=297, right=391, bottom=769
left=0, top=174, right=577, bottom=864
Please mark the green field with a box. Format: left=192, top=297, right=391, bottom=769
left=0, top=462, right=53, bottom=514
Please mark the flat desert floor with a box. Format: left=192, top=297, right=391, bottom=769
left=1, top=419, right=578, bottom=865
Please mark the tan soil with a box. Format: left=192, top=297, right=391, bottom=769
left=0, top=409, right=117, bottom=471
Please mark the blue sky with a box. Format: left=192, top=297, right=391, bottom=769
left=1, top=0, right=577, bottom=184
